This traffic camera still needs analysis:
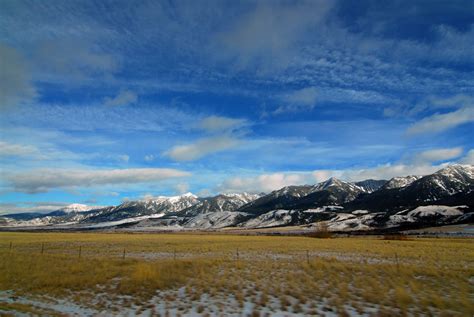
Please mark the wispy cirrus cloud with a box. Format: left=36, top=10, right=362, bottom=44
left=273, top=87, right=318, bottom=114
left=0, top=44, right=36, bottom=109
left=407, top=106, right=474, bottom=135
left=412, top=147, right=463, bottom=164
left=215, top=0, right=333, bottom=71
left=164, top=136, right=240, bottom=162
left=0, top=141, right=37, bottom=157
left=164, top=115, right=248, bottom=161
left=104, top=90, right=138, bottom=107
left=198, top=115, right=246, bottom=133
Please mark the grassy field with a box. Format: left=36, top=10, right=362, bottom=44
left=0, top=232, right=473, bottom=316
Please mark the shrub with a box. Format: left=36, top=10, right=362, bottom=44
left=382, top=234, right=409, bottom=241
left=308, top=222, right=333, bottom=239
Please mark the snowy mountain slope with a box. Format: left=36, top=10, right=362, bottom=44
left=346, top=165, right=474, bottom=213
left=407, top=165, right=473, bottom=200
left=382, top=175, right=422, bottom=189
left=0, top=204, right=106, bottom=227
left=1, top=204, right=103, bottom=221
left=60, top=204, right=102, bottom=213
left=183, top=211, right=250, bottom=229
left=177, top=193, right=260, bottom=217
left=384, top=205, right=469, bottom=228
left=317, top=205, right=470, bottom=232
left=238, top=178, right=388, bottom=215
left=238, top=185, right=317, bottom=215
left=82, top=193, right=199, bottom=223
left=84, top=213, right=166, bottom=229
left=288, top=178, right=366, bottom=210
left=355, top=179, right=387, bottom=193
left=237, top=209, right=334, bottom=229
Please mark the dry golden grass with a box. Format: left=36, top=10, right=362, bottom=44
left=0, top=232, right=473, bottom=315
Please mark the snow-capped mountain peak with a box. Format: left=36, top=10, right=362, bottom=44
left=314, top=177, right=363, bottom=193
left=317, top=177, right=341, bottom=189
left=60, top=204, right=103, bottom=213
left=147, top=192, right=198, bottom=203
left=177, top=192, right=262, bottom=217
left=434, top=164, right=474, bottom=180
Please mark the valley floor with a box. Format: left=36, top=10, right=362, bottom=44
left=0, top=232, right=473, bottom=316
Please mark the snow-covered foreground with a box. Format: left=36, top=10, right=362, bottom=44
left=0, top=288, right=382, bottom=317
left=0, top=232, right=472, bottom=316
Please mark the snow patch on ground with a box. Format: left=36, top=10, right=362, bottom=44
left=304, top=206, right=343, bottom=213
left=407, top=205, right=466, bottom=218
left=239, top=210, right=294, bottom=228
left=184, top=211, right=247, bottom=229
left=326, top=213, right=374, bottom=231
left=351, top=210, right=369, bottom=215
left=84, top=213, right=165, bottom=228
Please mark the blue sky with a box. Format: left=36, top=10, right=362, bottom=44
left=0, top=0, right=473, bottom=214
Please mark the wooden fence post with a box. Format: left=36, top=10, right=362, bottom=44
left=123, top=248, right=126, bottom=259
left=41, top=243, right=44, bottom=255
left=306, top=250, right=310, bottom=264
left=395, top=252, right=400, bottom=273
left=79, top=245, right=82, bottom=259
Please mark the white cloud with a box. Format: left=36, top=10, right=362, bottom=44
left=217, top=162, right=461, bottom=193
left=340, top=164, right=447, bottom=182
left=430, top=94, right=473, bottom=108
left=274, top=87, right=318, bottom=114
left=164, top=136, right=240, bottom=161
left=405, top=94, right=472, bottom=117
left=36, top=39, right=117, bottom=82
left=407, top=107, right=474, bottom=135
left=117, top=154, right=130, bottom=163
left=0, top=44, right=36, bottom=109
left=218, top=170, right=335, bottom=193
left=216, top=1, right=332, bottom=71
left=282, top=87, right=318, bottom=106
left=174, top=182, right=189, bottom=194
left=413, top=147, right=463, bottom=164
left=196, top=188, right=212, bottom=197
left=144, top=154, right=155, bottom=162
left=460, top=149, right=474, bottom=164
left=104, top=90, right=138, bottom=107
left=0, top=202, right=69, bottom=215
left=198, top=116, right=246, bottom=132
left=5, top=168, right=190, bottom=193
left=0, top=141, right=37, bottom=157
left=406, top=95, right=474, bottom=135
left=0, top=140, right=80, bottom=162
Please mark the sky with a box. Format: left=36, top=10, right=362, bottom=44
left=0, top=0, right=473, bottom=214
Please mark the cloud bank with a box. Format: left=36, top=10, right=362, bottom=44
left=5, top=168, right=190, bottom=193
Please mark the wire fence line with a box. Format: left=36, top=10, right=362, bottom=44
left=2, top=242, right=334, bottom=263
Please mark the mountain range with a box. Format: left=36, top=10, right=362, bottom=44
left=1, top=165, right=472, bottom=232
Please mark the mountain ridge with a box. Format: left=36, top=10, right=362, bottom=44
left=1, top=164, right=472, bottom=232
